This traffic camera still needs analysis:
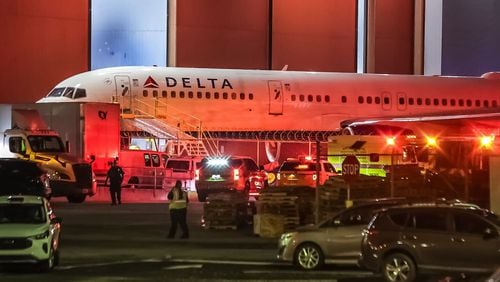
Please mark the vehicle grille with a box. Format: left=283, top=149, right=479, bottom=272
left=0, top=238, right=32, bottom=250
left=73, top=163, right=93, bottom=188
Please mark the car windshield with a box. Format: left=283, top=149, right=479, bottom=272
left=0, top=204, right=46, bottom=224
left=28, top=135, right=65, bottom=153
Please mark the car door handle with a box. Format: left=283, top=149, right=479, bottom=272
left=451, top=237, right=465, bottom=243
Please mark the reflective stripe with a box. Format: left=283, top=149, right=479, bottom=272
left=169, top=190, right=187, bottom=209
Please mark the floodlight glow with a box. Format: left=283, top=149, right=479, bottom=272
left=480, top=135, right=495, bottom=149
left=207, top=157, right=229, bottom=167
left=426, top=137, right=437, bottom=147
left=386, top=137, right=396, bottom=146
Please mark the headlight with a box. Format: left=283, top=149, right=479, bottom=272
left=31, top=230, right=50, bottom=240
left=46, top=169, right=70, bottom=180
left=279, top=232, right=296, bottom=246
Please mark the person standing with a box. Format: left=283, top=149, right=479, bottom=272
left=105, top=159, right=124, bottom=205
left=167, top=180, right=189, bottom=239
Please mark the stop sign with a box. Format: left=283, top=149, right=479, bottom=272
left=342, top=155, right=360, bottom=183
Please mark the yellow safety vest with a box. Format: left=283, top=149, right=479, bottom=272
left=169, top=189, right=187, bottom=209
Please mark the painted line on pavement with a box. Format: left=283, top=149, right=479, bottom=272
left=57, top=258, right=166, bottom=270
left=244, top=269, right=373, bottom=277
left=163, top=264, right=203, bottom=270
left=167, top=258, right=287, bottom=266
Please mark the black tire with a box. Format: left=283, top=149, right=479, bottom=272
left=67, top=194, right=86, bottom=203
left=293, top=243, right=324, bottom=270
left=382, top=253, right=417, bottom=282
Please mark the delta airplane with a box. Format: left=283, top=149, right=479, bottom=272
left=37, top=66, right=500, bottom=137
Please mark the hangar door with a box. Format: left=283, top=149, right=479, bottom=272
left=268, top=81, right=283, bottom=115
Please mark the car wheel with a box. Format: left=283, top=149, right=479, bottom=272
left=382, top=253, right=416, bottom=282
left=294, top=243, right=324, bottom=270
left=67, top=194, right=86, bottom=203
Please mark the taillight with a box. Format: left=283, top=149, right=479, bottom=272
left=312, top=174, right=317, bottom=181
left=195, top=169, right=200, bottom=181
left=277, top=173, right=281, bottom=180
left=233, top=169, right=240, bottom=181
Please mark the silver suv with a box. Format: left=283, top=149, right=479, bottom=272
left=360, top=203, right=500, bottom=282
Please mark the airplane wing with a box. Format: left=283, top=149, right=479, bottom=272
left=340, top=109, right=500, bottom=137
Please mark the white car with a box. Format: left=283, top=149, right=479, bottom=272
left=0, top=195, right=62, bottom=271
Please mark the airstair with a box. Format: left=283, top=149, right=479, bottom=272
left=120, top=98, right=218, bottom=157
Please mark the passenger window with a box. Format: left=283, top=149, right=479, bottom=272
left=458, top=99, right=464, bottom=106
left=151, top=154, right=160, bottom=167
left=291, top=95, right=296, bottom=101
left=454, top=213, right=492, bottom=235
left=144, top=154, right=151, bottom=167
left=384, top=97, right=390, bottom=105
left=416, top=98, right=422, bottom=105
left=197, top=91, right=203, bottom=99
left=143, top=90, right=148, bottom=97
left=180, top=91, right=185, bottom=98
left=484, top=100, right=489, bottom=107
left=231, top=93, right=237, bottom=99
left=9, top=137, right=26, bottom=154
left=412, top=211, right=447, bottom=231
left=367, top=96, right=373, bottom=104
left=214, top=92, right=219, bottom=99
left=153, top=90, right=158, bottom=98
left=466, top=99, right=472, bottom=107
left=323, top=163, right=335, bottom=173
left=425, top=98, right=431, bottom=106
left=441, top=99, right=447, bottom=106
left=205, top=92, right=211, bottom=99
left=240, top=93, right=245, bottom=100
left=389, top=212, right=408, bottom=227
left=308, top=95, right=313, bottom=102
left=300, top=95, right=305, bottom=102
left=475, top=100, right=481, bottom=107
left=325, top=95, right=330, bottom=103
left=249, top=93, right=254, bottom=100
left=358, top=96, right=364, bottom=104
left=342, top=96, right=347, bottom=103
left=188, top=91, right=194, bottom=98
left=316, top=95, right=321, bottom=102
left=170, top=91, right=176, bottom=98
left=399, top=97, right=405, bottom=105
left=450, top=99, right=456, bottom=106
left=433, top=98, right=439, bottom=106
left=493, top=100, right=498, bottom=107
left=374, top=96, right=381, bottom=104
left=223, top=92, right=228, bottom=99
left=161, top=155, right=169, bottom=168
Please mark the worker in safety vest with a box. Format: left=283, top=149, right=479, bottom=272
left=167, top=180, right=189, bottom=239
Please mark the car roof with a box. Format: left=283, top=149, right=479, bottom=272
left=0, top=195, right=45, bottom=205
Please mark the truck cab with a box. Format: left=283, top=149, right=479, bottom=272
left=1, top=128, right=96, bottom=203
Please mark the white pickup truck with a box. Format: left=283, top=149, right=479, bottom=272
left=163, top=157, right=200, bottom=191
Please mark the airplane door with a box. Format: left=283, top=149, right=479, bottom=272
left=396, top=92, right=407, bottom=111
left=268, top=81, right=283, bottom=115
left=114, top=76, right=132, bottom=112
left=381, top=91, right=391, bottom=111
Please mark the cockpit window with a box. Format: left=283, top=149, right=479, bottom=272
left=74, top=88, right=86, bottom=99
left=47, top=87, right=65, bottom=97
left=63, top=87, right=75, bottom=98
left=46, top=87, right=86, bottom=99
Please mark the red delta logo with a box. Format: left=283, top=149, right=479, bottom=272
left=143, top=76, right=159, bottom=88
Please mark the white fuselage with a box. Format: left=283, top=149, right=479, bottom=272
left=37, top=66, right=500, bottom=131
